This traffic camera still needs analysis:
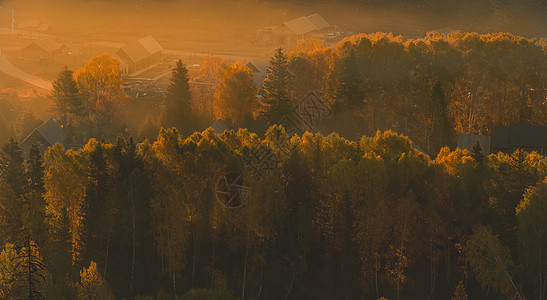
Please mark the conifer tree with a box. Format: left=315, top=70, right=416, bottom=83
left=335, top=50, right=363, bottom=110
left=471, top=140, right=484, bottom=164
left=160, top=60, right=194, bottom=133
left=50, top=67, right=84, bottom=126
left=26, top=144, right=44, bottom=193
left=260, top=48, right=292, bottom=124
left=14, top=237, right=47, bottom=300
left=0, top=138, right=26, bottom=196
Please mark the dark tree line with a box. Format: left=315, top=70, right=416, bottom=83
left=0, top=129, right=546, bottom=299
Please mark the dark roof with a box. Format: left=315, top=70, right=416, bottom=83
left=22, top=118, right=67, bottom=146
left=492, top=125, right=546, bottom=149
left=458, top=135, right=492, bottom=155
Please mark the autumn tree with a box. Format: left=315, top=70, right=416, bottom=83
left=517, top=178, right=547, bottom=299
left=44, top=144, right=88, bottom=269
left=260, top=48, right=292, bottom=124
left=74, top=54, right=127, bottom=127
left=76, top=261, right=114, bottom=300
left=0, top=243, right=18, bottom=298
left=190, top=56, right=228, bottom=121
left=466, top=225, right=521, bottom=298
left=13, top=238, right=47, bottom=300
left=213, top=61, right=258, bottom=127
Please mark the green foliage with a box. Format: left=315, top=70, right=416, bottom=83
left=9, top=123, right=547, bottom=299
left=466, top=225, right=515, bottom=296
left=516, top=178, right=547, bottom=298
left=161, top=60, right=194, bottom=134
left=50, top=66, right=84, bottom=126
left=260, top=48, right=292, bottom=124
left=0, top=137, right=26, bottom=196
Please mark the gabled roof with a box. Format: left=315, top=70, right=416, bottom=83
left=306, top=14, right=329, bottom=31
left=245, top=57, right=269, bottom=74
left=492, top=125, right=546, bottom=149
left=24, top=38, right=62, bottom=54
left=23, top=118, right=67, bottom=146
left=284, top=16, right=317, bottom=35
left=138, top=36, right=163, bottom=55
left=116, top=42, right=150, bottom=63
left=283, top=14, right=329, bottom=35
left=116, top=36, right=163, bottom=64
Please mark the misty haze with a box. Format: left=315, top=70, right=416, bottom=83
left=0, top=0, right=545, bottom=299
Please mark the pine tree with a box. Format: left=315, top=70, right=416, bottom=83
left=50, top=66, right=84, bottom=126
left=83, top=141, right=109, bottom=267
left=0, top=138, right=26, bottom=196
left=26, top=144, right=44, bottom=193
left=335, top=50, right=363, bottom=110
left=430, top=80, right=450, bottom=149
left=260, top=48, right=292, bottom=124
left=14, top=236, right=47, bottom=300
left=471, top=140, right=484, bottom=164
left=160, top=60, right=194, bottom=133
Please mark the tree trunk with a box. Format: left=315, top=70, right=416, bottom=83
left=242, top=228, right=250, bottom=300
left=104, top=237, right=110, bottom=277
left=192, top=222, right=198, bottom=288
left=173, top=272, right=176, bottom=295
left=286, top=233, right=300, bottom=300
left=429, top=238, right=436, bottom=299
left=375, top=259, right=379, bottom=299
left=258, top=266, right=264, bottom=300
left=129, top=197, right=136, bottom=294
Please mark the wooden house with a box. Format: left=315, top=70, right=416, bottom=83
left=22, top=38, right=62, bottom=65
left=116, top=36, right=163, bottom=74
left=20, top=118, right=67, bottom=157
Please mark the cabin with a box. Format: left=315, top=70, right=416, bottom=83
left=245, top=57, right=269, bottom=89
left=458, top=135, right=492, bottom=155
left=20, top=118, right=67, bottom=157
left=116, top=36, right=163, bottom=74
left=22, top=38, right=62, bottom=65
left=491, top=125, right=547, bottom=155
left=258, top=14, right=330, bottom=46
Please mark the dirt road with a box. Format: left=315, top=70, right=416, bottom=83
left=0, top=50, right=53, bottom=91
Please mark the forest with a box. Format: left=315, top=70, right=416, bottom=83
left=0, top=31, right=545, bottom=299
